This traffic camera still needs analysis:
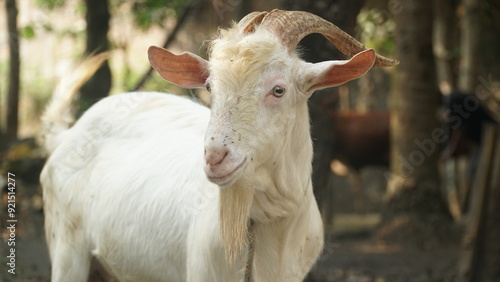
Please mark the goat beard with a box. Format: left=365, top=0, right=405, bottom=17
left=219, top=184, right=254, bottom=265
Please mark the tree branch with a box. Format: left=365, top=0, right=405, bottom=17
left=5, top=0, right=20, bottom=145
left=131, top=0, right=199, bottom=91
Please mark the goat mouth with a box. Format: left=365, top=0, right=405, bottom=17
left=206, top=157, right=247, bottom=186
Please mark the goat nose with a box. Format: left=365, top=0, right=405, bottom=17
left=205, top=147, right=229, bottom=167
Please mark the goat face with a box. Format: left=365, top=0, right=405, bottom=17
left=202, top=31, right=305, bottom=187
left=148, top=10, right=397, bottom=188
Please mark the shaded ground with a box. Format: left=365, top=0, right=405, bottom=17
left=308, top=219, right=458, bottom=282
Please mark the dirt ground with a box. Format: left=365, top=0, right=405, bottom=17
left=1, top=166, right=461, bottom=282
left=308, top=228, right=458, bottom=282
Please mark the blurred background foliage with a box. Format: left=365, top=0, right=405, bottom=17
left=1, top=0, right=401, bottom=140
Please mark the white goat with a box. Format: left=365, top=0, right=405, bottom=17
left=41, top=10, right=397, bottom=282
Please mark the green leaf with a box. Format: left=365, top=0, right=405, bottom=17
left=21, top=25, right=36, bottom=39
left=36, top=0, right=66, bottom=10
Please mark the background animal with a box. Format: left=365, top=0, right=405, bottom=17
left=328, top=91, right=496, bottom=214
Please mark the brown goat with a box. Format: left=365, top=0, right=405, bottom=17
left=328, top=111, right=389, bottom=212
left=330, top=111, right=390, bottom=171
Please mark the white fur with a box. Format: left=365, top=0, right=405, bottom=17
left=41, top=20, right=377, bottom=282
left=41, top=90, right=322, bottom=282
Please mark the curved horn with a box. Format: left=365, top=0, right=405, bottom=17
left=237, top=11, right=268, bottom=34
left=259, top=9, right=399, bottom=67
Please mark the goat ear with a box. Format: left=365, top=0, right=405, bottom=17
left=148, top=46, right=209, bottom=88
left=303, top=49, right=376, bottom=93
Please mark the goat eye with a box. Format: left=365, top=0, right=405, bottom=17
left=205, top=83, right=211, bottom=92
left=272, top=85, right=285, bottom=97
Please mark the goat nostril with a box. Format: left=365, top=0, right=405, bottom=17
left=205, top=148, right=229, bottom=167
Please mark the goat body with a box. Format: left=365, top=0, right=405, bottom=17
left=43, top=91, right=212, bottom=281
left=42, top=88, right=322, bottom=282
left=41, top=10, right=395, bottom=282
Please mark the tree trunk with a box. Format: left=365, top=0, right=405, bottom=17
left=433, top=0, right=455, bottom=94
left=384, top=0, right=452, bottom=246
left=279, top=0, right=365, bottom=224
left=79, top=0, right=111, bottom=113
left=456, top=124, right=500, bottom=282
left=460, top=1, right=500, bottom=279
left=5, top=0, right=20, bottom=145
left=458, top=0, right=481, bottom=93
left=473, top=125, right=500, bottom=282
